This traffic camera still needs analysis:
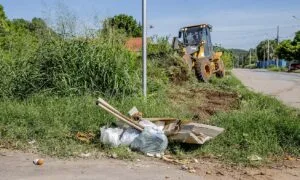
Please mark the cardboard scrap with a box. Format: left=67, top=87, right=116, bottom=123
left=168, top=123, right=224, bottom=144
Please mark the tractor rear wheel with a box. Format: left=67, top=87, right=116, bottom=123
left=216, top=60, right=225, bottom=78
left=194, top=58, right=212, bottom=82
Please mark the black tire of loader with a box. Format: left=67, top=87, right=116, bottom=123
left=194, top=58, right=212, bottom=82
left=216, top=60, right=225, bottom=78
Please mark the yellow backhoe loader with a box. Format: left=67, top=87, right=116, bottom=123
left=172, top=24, right=225, bottom=82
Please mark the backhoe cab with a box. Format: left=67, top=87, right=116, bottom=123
left=172, top=24, right=225, bottom=82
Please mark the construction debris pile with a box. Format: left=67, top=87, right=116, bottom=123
left=96, top=98, right=224, bottom=155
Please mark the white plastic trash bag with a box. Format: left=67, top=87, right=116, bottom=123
left=120, top=128, right=140, bottom=146
left=100, top=127, right=123, bottom=147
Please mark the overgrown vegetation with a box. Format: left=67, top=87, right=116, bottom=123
left=267, top=65, right=288, bottom=72
left=276, top=31, right=300, bottom=61
left=214, top=46, right=234, bottom=68
left=244, top=64, right=257, bottom=69
left=0, top=4, right=299, bottom=165
left=193, top=76, right=299, bottom=164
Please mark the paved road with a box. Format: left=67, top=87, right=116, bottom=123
left=232, top=69, right=300, bottom=108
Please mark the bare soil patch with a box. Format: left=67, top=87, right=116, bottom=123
left=168, top=86, right=239, bottom=122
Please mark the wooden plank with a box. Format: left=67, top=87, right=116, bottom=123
left=143, top=118, right=178, bottom=122
left=96, top=98, right=144, bottom=130
left=96, top=103, right=143, bottom=131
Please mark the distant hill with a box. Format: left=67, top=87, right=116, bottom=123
left=228, top=49, right=249, bottom=67
left=229, top=49, right=248, bottom=56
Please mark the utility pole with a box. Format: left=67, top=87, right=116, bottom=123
left=276, top=26, right=280, bottom=44
left=263, top=49, right=266, bottom=68
left=249, top=49, right=252, bottom=65
left=267, top=39, right=270, bottom=61
left=276, top=25, right=279, bottom=67
left=142, top=0, right=147, bottom=98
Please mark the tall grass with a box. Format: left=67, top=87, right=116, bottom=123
left=0, top=33, right=141, bottom=99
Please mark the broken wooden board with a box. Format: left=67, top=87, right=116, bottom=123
left=163, top=120, right=180, bottom=136
left=143, top=118, right=178, bottom=122
left=168, top=123, right=224, bottom=144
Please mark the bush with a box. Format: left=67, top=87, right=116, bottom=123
left=267, top=65, right=287, bottom=72
left=148, top=36, right=172, bottom=58
left=244, top=64, right=257, bottom=69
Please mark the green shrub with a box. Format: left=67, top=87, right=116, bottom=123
left=244, top=64, right=257, bottom=69
left=148, top=36, right=172, bottom=58
left=267, top=65, right=287, bottom=72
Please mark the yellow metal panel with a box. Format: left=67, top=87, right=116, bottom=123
left=197, top=45, right=205, bottom=58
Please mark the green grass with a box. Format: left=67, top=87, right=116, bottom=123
left=0, top=93, right=185, bottom=157
left=0, top=73, right=299, bottom=165
left=170, top=75, right=300, bottom=165
left=267, top=65, right=288, bottom=72
left=244, top=64, right=257, bottom=69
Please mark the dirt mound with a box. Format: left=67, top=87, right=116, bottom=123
left=168, top=87, right=239, bottom=122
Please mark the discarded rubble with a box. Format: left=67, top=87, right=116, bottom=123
left=96, top=97, right=225, bottom=156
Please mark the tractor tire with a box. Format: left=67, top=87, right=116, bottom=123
left=216, top=60, right=225, bottom=78
left=194, top=58, right=212, bottom=82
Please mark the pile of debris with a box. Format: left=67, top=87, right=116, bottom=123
left=96, top=98, right=224, bottom=156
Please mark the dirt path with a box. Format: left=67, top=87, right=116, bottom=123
left=1, top=149, right=300, bottom=180
left=232, top=69, right=300, bottom=108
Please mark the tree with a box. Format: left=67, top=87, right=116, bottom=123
left=276, top=40, right=295, bottom=61
left=30, top=18, right=47, bottom=31
left=256, top=39, right=277, bottom=60
left=293, top=31, right=300, bottom=44
left=214, top=46, right=234, bottom=68
left=102, top=14, right=142, bottom=37
left=0, top=4, right=9, bottom=33
left=245, top=48, right=258, bottom=64
left=276, top=31, right=300, bottom=61
left=229, top=48, right=248, bottom=67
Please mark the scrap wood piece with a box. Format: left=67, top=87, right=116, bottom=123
left=163, top=120, right=181, bottom=136
left=96, top=98, right=144, bottom=131
left=128, top=107, right=143, bottom=121
left=162, top=155, right=185, bottom=165
left=97, top=103, right=143, bottom=131
left=143, top=118, right=178, bottom=122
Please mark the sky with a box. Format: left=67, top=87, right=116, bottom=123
left=1, top=0, right=300, bottom=49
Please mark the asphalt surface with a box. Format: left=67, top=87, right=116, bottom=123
left=232, top=69, right=300, bottom=108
